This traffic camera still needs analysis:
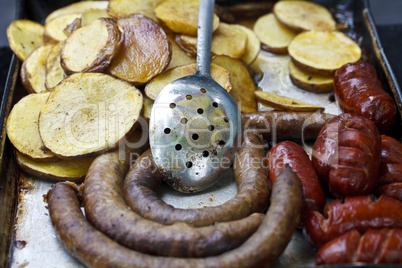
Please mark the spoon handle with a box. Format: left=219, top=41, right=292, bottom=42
left=196, top=0, right=215, bottom=76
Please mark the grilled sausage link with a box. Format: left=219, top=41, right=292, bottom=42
left=82, top=151, right=263, bottom=257
left=316, top=229, right=402, bottom=265
left=312, top=113, right=381, bottom=197
left=124, top=132, right=270, bottom=227
left=334, top=60, right=396, bottom=133
left=304, top=195, right=402, bottom=248
left=267, top=141, right=325, bottom=225
left=47, top=166, right=302, bottom=268
left=242, top=111, right=335, bottom=141
left=377, top=135, right=402, bottom=186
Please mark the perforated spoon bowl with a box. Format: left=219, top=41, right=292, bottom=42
left=149, top=0, right=241, bottom=193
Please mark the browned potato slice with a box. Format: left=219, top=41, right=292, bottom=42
left=288, top=31, right=361, bottom=76
left=232, top=24, right=260, bottom=65
left=155, top=0, right=219, bottom=36
left=108, top=14, right=171, bottom=85
left=288, top=61, right=333, bottom=93
left=46, top=54, right=66, bottom=90
left=63, top=18, right=82, bottom=37
left=16, top=151, right=93, bottom=182
left=177, top=23, right=247, bottom=59
left=254, top=91, right=324, bottom=112
left=273, top=1, right=336, bottom=33
left=21, top=43, right=54, bottom=93
left=7, top=20, right=44, bottom=61
left=44, top=13, right=82, bottom=42
left=81, top=9, right=111, bottom=27
left=142, top=96, right=154, bottom=119
left=253, top=13, right=296, bottom=54
left=6, top=92, right=58, bottom=162
left=211, top=55, right=257, bottom=113
left=45, top=1, right=109, bottom=23
left=61, top=18, right=123, bottom=74
left=166, top=33, right=195, bottom=70
left=46, top=41, right=64, bottom=72
left=145, top=63, right=232, bottom=100
left=108, top=0, right=162, bottom=21
left=39, top=73, right=143, bottom=160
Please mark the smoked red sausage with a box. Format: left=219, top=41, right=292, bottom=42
left=267, top=141, right=325, bottom=224
left=316, top=229, right=402, bottom=265
left=312, top=113, right=381, bottom=197
left=377, top=135, right=402, bottom=186
left=334, top=60, right=396, bottom=133
left=304, top=195, right=402, bottom=248
left=374, top=183, right=402, bottom=202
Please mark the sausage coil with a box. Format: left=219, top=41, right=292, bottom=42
left=124, top=132, right=270, bottom=227
left=48, top=165, right=303, bottom=268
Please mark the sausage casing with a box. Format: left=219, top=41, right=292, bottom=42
left=316, top=229, right=402, bottom=265
left=242, top=111, right=335, bottom=141
left=334, top=61, right=396, bottom=133
left=312, top=113, right=381, bottom=197
left=377, top=135, right=402, bottom=186
left=304, top=195, right=402, bottom=248
left=267, top=141, right=325, bottom=224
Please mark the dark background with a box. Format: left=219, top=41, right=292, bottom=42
left=0, top=0, right=401, bottom=93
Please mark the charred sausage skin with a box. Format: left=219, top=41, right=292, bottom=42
left=267, top=141, right=325, bottom=224
left=304, top=195, right=402, bottom=248
left=312, top=113, right=381, bottom=197
left=316, top=229, right=402, bottom=265
left=334, top=61, right=396, bottom=133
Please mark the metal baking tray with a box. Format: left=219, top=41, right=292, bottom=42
left=1, top=0, right=401, bottom=267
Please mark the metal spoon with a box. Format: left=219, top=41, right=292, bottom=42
left=149, top=0, right=241, bottom=193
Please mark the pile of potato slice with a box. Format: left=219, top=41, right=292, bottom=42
left=253, top=0, right=361, bottom=93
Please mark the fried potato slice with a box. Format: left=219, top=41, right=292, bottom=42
left=63, top=18, right=82, bottom=37
left=166, top=33, right=195, bottom=70
left=7, top=20, right=44, bottom=61
left=155, top=0, right=219, bottom=36
left=145, top=63, right=232, bottom=100
left=108, top=0, right=162, bottom=21
left=212, top=55, right=257, bottom=113
left=142, top=97, right=154, bottom=119
left=254, top=91, right=324, bottom=112
left=45, top=1, right=109, bottom=23
left=288, top=31, right=361, bottom=76
left=288, top=61, right=333, bottom=93
left=61, top=18, right=123, bottom=74
left=21, top=43, right=54, bottom=93
left=6, top=92, right=58, bottom=162
left=81, top=9, right=111, bottom=27
left=46, top=54, right=66, bottom=90
left=16, top=151, right=93, bottom=182
left=273, top=0, right=336, bottom=33
left=253, top=13, right=296, bottom=54
left=232, top=24, right=260, bottom=65
left=46, top=41, right=64, bottom=72
left=176, top=23, right=247, bottom=59
left=44, top=13, right=82, bottom=42
left=108, top=14, right=171, bottom=85
left=39, top=73, right=143, bottom=159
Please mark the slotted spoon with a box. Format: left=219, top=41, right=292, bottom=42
left=149, top=0, right=241, bottom=192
